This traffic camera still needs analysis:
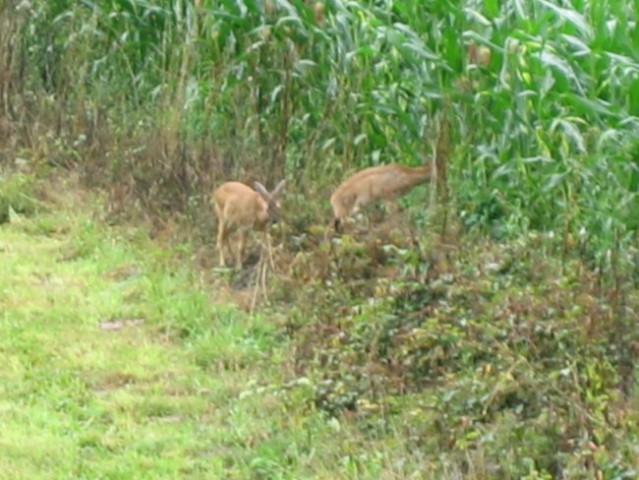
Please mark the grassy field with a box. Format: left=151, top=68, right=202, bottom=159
left=3, top=174, right=464, bottom=479
left=0, top=176, right=318, bottom=479
left=2, top=170, right=639, bottom=479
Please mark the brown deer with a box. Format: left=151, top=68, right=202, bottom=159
left=212, top=180, right=286, bottom=267
left=330, top=159, right=434, bottom=232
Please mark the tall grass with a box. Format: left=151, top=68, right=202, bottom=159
left=1, top=0, right=638, bottom=273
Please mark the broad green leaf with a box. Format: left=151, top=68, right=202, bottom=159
left=273, top=0, right=298, bottom=17
left=605, top=52, right=639, bottom=71
left=537, top=0, right=592, bottom=39
left=551, top=118, right=586, bottom=153
left=403, top=42, right=439, bottom=62
left=483, top=0, right=499, bottom=18
left=274, top=15, right=306, bottom=40
left=536, top=50, right=577, bottom=82
left=270, top=84, right=284, bottom=104
left=545, top=172, right=567, bottom=191
left=512, top=0, right=527, bottom=19
left=464, top=8, right=492, bottom=27
left=560, top=34, right=591, bottom=55
left=562, top=93, right=616, bottom=117
left=8, top=205, right=20, bottom=224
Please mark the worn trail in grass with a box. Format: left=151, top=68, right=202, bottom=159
left=0, top=180, right=318, bottom=479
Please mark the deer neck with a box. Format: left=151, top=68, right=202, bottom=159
left=408, top=166, right=432, bottom=184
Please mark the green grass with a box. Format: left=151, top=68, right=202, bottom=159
left=1, top=176, right=444, bottom=479
left=0, top=182, right=299, bottom=479
left=2, top=169, right=639, bottom=479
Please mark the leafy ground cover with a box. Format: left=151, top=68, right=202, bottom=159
left=2, top=172, right=638, bottom=479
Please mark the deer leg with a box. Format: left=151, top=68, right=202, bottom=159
left=351, top=203, right=366, bottom=232
left=265, top=231, right=275, bottom=269
left=226, top=232, right=237, bottom=266
left=216, top=220, right=227, bottom=267
left=386, top=200, right=401, bottom=229
left=236, top=229, right=248, bottom=267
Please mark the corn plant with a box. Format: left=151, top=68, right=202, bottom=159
left=3, top=0, right=638, bottom=274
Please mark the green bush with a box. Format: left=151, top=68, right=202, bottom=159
left=0, top=173, right=38, bottom=224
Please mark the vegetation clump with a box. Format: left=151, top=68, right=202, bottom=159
left=1, top=0, right=639, bottom=477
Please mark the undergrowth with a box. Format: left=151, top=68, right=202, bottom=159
left=2, top=165, right=639, bottom=479
left=203, top=200, right=639, bottom=478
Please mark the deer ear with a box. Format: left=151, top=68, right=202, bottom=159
left=272, top=179, right=287, bottom=198
left=253, top=181, right=269, bottom=199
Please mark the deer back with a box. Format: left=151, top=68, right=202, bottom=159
left=333, top=163, right=432, bottom=208
left=213, top=182, right=269, bottom=229
left=213, top=180, right=286, bottom=231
